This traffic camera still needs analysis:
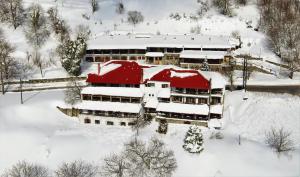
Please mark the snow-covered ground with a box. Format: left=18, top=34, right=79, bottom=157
left=1, top=0, right=295, bottom=82
left=0, top=90, right=299, bottom=176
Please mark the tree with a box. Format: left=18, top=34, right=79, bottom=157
left=157, top=120, right=168, bottom=134
left=47, top=7, right=70, bottom=42
left=0, top=31, right=18, bottom=94
left=90, top=0, right=99, bottom=14
left=183, top=125, right=204, bottom=153
left=127, top=11, right=144, bottom=27
left=201, top=58, right=210, bottom=71
left=258, top=0, right=300, bottom=78
left=57, top=25, right=89, bottom=76
left=196, top=0, right=209, bottom=18
left=101, top=137, right=177, bottom=177
left=115, top=1, right=125, bottom=14
left=102, top=154, right=129, bottom=177
left=2, top=161, right=50, bottom=177
left=235, top=0, right=247, bottom=6
left=0, top=0, right=25, bottom=29
left=24, top=3, right=50, bottom=49
left=265, top=127, right=294, bottom=153
left=55, top=160, right=99, bottom=177
left=213, top=0, right=233, bottom=16
left=64, top=77, right=83, bottom=105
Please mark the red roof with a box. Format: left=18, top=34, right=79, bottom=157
left=86, top=61, right=143, bottom=85
left=149, top=68, right=210, bottom=90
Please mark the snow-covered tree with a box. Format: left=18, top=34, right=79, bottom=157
left=196, top=0, right=209, bottom=18
left=265, top=127, right=294, bottom=153
left=57, top=25, right=89, bottom=76
left=55, top=160, right=99, bottom=177
left=90, top=0, right=99, bottom=14
left=101, top=153, right=129, bottom=177
left=127, top=11, right=144, bottom=27
left=2, top=161, right=50, bottom=177
left=24, top=3, right=50, bottom=49
left=157, top=120, right=168, bottom=134
left=183, top=125, right=204, bottom=153
left=0, top=0, right=25, bottom=29
left=201, top=58, right=210, bottom=71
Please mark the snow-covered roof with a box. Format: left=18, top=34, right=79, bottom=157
left=144, top=98, right=159, bottom=108
left=157, top=103, right=209, bottom=115
left=180, top=50, right=227, bottom=59
left=200, top=71, right=226, bottom=89
left=170, top=70, right=198, bottom=78
left=76, top=101, right=141, bottom=113
left=210, top=105, right=223, bottom=114
left=88, top=34, right=236, bottom=50
left=145, top=52, right=164, bottom=57
left=81, top=87, right=144, bottom=97
left=208, top=119, right=222, bottom=128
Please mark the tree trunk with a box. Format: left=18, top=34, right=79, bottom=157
left=0, top=70, right=4, bottom=95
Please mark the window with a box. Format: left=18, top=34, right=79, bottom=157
left=146, top=83, right=155, bottom=87
left=162, top=84, right=169, bottom=88
left=172, top=96, right=183, bottom=103
left=131, top=98, right=140, bottom=103
left=84, top=118, right=91, bottom=124
left=107, top=121, right=114, bottom=125
left=111, top=97, right=121, bottom=102
left=95, top=120, right=100, bottom=124
left=82, top=94, right=91, bottom=100
left=120, top=122, right=126, bottom=126
left=198, top=98, right=207, bottom=104
left=128, top=122, right=136, bottom=126
left=186, top=97, right=196, bottom=104
left=85, top=57, right=94, bottom=62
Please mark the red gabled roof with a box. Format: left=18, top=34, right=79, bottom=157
left=149, top=68, right=210, bottom=90
left=86, top=60, right=143, bottom=85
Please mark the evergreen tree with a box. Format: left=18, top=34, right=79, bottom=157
left=183, top=125, right=204, bottom=153
left=201, top=58, right=210, bottom=71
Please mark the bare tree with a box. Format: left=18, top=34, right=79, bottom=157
left=235, top=0, right=247, bottom=6
left=55, top=160, right=99, bottom=177
left=0, top=0, right=25, bottom=29
left=90, top=0, right=99, bottom=13
left=259, top=0, right=300, bottom=78
left=102, top=137, right=176, bottom=177
left=64, top=77, right=82, bottom=105
left=124, top=137, right=177, bottom=177
left=213, top=0, right=233, bottom=16
left=0, top=31, right=17, bottom=94
left=127, top=11, right=144, bottom=27
left=102, top=154, right=129, bottom=177
left=2, top=161, right=50, bottom=177
left=47, top=7, right=70, bottom=43
left=265, top=127, right=294, bottom=153
left=24, top=3, right=50, bottom=49
left=115, top=1, right=125, bottom=14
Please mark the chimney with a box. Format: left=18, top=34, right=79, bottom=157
left=98, top=63, right=101, bottom=75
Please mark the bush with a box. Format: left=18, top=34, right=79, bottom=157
left=55, top=160, right=99, bottom=177
left=183, top=125, right=204, bottom=153
left=265, top=127, right=294, bottom=153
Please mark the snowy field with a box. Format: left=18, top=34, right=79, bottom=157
left=0, top=90, right=299, bottom=176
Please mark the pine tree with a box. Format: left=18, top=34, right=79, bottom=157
left=201, top=58, right=210, bottom=71
left=183, top=125, right=204, bottom=153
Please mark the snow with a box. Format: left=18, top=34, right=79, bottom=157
left=144, top=98, right=159, bottom=108
left=157, top=89, right=171, bottom=98
left=88, top=34, right=235, bottom=50
left=145, top=52, right=164, bottom=57
left=99, top=63, right=122, bottom=75
left=156, top=102, right=209, bottom=115
left=200, top=71, right=227, bottom=89
left=75, top=101, right=141, bottom=113
left=180, top=50, right=227, bottom=59
left=170, top=70, right=198, bottom=78
left=210, top=105, right=223, bottom=114
left=81, top=87, right=144, bottom=97
left=0, top=90, right=299, bottom=176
